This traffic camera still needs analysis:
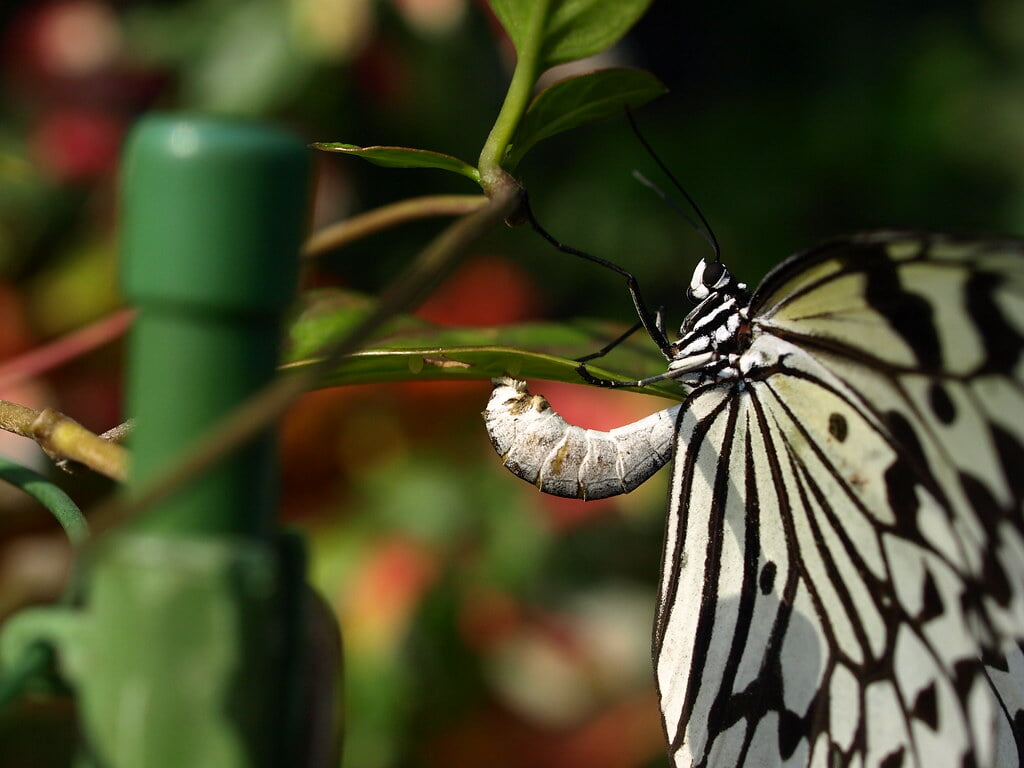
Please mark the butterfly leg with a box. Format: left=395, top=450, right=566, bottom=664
left=576, top=352, right=716, bottom=389
left=576, top=307, right=666, bottom=366
left=575, top=364, right=684, bottom=389
left=576, top=362, right=637, bottom=388
left=523, top=196, right=674, bottom=357
left=575, top=320, right=644, bottom=363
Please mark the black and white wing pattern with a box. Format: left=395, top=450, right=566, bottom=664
left=656, top=233, right=1024, bottom=766
left=484, top=231, right=1024, bottom=767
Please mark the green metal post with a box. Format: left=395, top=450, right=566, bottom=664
left=86, top=115, right=311, bottom=767
left=121, top=115, right=308, bottom=535
left=0, top=115, right=343, bottom=768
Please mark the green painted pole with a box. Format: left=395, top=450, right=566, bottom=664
left=78, top=115, right=312, bottom=767
left=121, top=115, right=309, bottom=535
left=0, top=116, right=343, bottom=768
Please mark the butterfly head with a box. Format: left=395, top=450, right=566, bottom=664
left=687, top=258, right=745, bottom=302
left=671, top=258, right=753, bottom=381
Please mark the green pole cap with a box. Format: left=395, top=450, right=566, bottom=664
left=121, top=114, right=310, bottom=316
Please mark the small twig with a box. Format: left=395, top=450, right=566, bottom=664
left=0, top=400, right=128, bottom=482
left=54, top=419, right=134, bottom=474
left=98, top=420, right=134, bottom=444
left=303, top=194, right=488, bottom=258
left=0, top=399, right=39, bottom=439
left=31, top=410, right=128, bottom=482
left=0, top=310, right=134, bottom=479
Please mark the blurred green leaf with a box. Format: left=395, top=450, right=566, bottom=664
left=506, top=69, right=667, bottom=169
left=488, top=0, right=654, bottom=70
left=312, top=144, right=481, bottom=184
left=284, top=289, right=683, bottom=399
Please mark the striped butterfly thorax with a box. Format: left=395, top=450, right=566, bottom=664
left=483, top=231, right=1024, bottom=767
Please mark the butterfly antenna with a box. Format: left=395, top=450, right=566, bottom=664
left=625, top=107, right=721, bottom=262
left=631, top=170, right=719, bottom=257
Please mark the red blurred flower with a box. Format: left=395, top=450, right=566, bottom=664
left=4, top=1, right=121, bottom=82
left=345, top=536, right=439, bottom=648
left=418, top=255, right=540, bottom=326
left=353, top=37, right=412, bottom=109
left=35, top=0, right=122, bottom=78
left=31, top=108, right=124, bottom=181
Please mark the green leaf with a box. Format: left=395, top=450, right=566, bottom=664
left=486, top=0, right=540, bottom=60
left=283, top=289, right=684, bottom=399
left=505, top=68, right=667, bottom=169
left=312, top=143, right=481, bottom=185
left=489, top=0, right=654, bottom=70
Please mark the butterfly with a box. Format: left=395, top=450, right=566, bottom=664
left=484, top=230, right=1024, bottom=767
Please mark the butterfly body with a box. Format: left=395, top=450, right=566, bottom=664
left=484, top=231, right=1024, bottom=766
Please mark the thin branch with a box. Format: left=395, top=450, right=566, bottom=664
left=0, top=399, right=39, bottom=439
left=98, top=420, right=134, bottom=444
left=0, top=309, right=134, bottom=479
left=52, top=418, right=133, bottom=475
left=303, top=195, right=488, bottom=258
left=0, top=400, right=127, bottom=481
left=0, top=309, right=134, bottom=390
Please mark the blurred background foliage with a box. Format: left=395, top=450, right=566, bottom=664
left=1, top=1, right=1023, bottom=766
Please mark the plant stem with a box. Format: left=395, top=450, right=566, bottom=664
left=31, top=409, right=128, bottom=482
left=477, top=0, right=550, bottom=188
left=0, top=399, right=39, bottom=439
left=0, top=400, right=127, bottom=481
left=303, top=195, right=487, bottom=258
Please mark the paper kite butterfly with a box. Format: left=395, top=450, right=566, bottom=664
left=484, top=228, right=1024, bottom=767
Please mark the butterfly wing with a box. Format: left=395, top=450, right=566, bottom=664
left=656, top=233, right=1024, bottom=767
left=753, top=232, right=1024, bottom=653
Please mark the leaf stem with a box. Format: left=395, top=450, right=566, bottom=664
left=478, top=0, right=550, bottom=188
